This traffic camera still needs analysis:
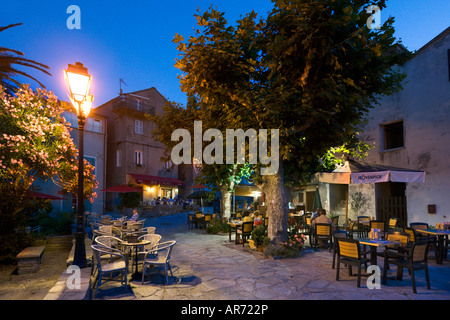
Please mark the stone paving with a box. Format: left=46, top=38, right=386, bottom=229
left=91, top=212, right=450, bottom=300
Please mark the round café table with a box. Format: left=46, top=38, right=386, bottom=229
left=121, top=239, right=151, bottom=279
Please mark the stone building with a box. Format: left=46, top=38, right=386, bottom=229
left=92, top=87, right=183, bottom=211
left=317, top=27, right=450, bottom=227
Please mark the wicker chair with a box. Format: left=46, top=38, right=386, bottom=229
left=137, top=234, right=162, bottom=257
left=141, top=240, right=177, bottom=285
left=335, top=238, right=370, bottom=288
left=91, top=245, right=128, bottom=298
left=383, top=240, right=430, bottom=293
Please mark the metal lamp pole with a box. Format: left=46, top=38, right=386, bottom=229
left=64, top=62, right=93, bottom=268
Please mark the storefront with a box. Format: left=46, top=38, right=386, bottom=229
left=128, top=173, right=184, bottom=202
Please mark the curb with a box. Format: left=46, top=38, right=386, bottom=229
left=43, top=237, right=93, bottom=300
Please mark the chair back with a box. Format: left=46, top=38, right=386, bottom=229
left=95, top=235, right=123, bottom=250
left=337, top=238, right=360, bottom=259
left=195, top=213, right=203, bottom=219
left=91, top=244, right=122, bottom=270
left=388, top=218, right=398, bottom=228
left=410, top=222, right=428, bottom=231
left=332, top=216, right=339, bottom=226
left=99, top=225, right=112, bottom=234
left=125, top=221, right=143, bottom=231
left=333, top=230, right=348, bottom=240
left=386, top=231, right=409, bottom=246
left=315, top=223, right=331, bottom=236
left=154, top=240, right=177, bottom=263
left=306, top=217, right=311, bottom=225
left=138, top=234, right=162, bottom=252
left=242, top=221, right=253, bottom=233
left=357, top=216, right=370, bottom=223
left=370, top=220, right=386, bottom=231
left=403, top=227, right=417, bottom=242
left=204, top=214, right=212, bottom=222
left=411, top=240, right=429, bottom=262
left=144, top=226, right=156, bottom=234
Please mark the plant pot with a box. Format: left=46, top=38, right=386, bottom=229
left=248, top=239, right=256, bottom=249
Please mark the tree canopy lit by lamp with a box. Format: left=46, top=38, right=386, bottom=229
left=64, top=62, right=93, bottom=268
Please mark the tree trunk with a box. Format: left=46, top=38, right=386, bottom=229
left=221, top=187, right=233, bottom=220
left=261, top=160, right=289, bottom=246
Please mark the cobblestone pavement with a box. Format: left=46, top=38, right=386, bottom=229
left=91, top=213, right=450, bottom=301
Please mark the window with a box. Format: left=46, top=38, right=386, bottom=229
left=136, top=100, right=142, bottom=111
left=135, top=120, right=143, bottom=134
left=134, top=150, right=143, bottom=166
left=163, top=159, right=173, bottom=171
left=116, top=150, right=122, bottom=167
left=86, top=118, right=103, bottom=133
left=382, top=120, right=404, bottom=151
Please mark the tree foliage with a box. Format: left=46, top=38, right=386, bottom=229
left=0, top=23, right=51, bottom=94
left=162, top=0, right=411, bottom=245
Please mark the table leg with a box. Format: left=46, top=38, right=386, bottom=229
left=436, top=235, right=443, bottom=264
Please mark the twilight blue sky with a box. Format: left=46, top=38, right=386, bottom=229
left=1, top=0, right=449, bottom=108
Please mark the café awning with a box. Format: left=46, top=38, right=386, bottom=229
left=129, top=173, right=184, bottom=187
left=316, top=159, right=426, bottom=184
left=99, top=185, right=142, bottom=193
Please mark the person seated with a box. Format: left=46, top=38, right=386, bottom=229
left=253, top=211, right=262, bottom=227
left=311, top=209, right=335, bottom=229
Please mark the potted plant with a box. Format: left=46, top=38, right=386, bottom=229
left=251, top=225, right=267, bottom=252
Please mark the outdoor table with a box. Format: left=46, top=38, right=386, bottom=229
left=358, top=238, right=401, bottom=284
left=122, top=239, right=151, bottom=279
left=416, top=229, right=450, bottom=264
left=228, top=220, right=243, bottom=242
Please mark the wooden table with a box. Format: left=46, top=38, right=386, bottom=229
left=416, top=229, right=450, bottom=264
left=358, top=238, right=401, bottom=285
left=122, top=240, right=151, bottom=278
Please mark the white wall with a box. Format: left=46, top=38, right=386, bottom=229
left=360, top=30, right=450, bottom=226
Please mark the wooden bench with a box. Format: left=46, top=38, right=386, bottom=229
left=16, top=246, right=45, bottom=274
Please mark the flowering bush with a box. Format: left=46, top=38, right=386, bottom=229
left=0, top=85, right=97, bottom=261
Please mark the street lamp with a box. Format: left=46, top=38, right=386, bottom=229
left=64, top=62, right=93, bottom=268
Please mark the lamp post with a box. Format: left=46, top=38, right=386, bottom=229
left=64, top=62, right=93, bottom=268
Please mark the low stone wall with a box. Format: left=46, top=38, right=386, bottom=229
left=140, top=204, right=198, bottom=218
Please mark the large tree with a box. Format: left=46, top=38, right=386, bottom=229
left=170, top=0, right=410, bottom=246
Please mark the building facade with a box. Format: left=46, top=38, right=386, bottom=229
left=356, top=27, right=450, bottom=226
left=92, top=87, right=183, bottom=211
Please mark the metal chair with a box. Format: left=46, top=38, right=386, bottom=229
left=91, top=245, right=128, bottom=298
left=312, top=223, right=333, bottom=251
left=332, top=230, right=348, bottom=269
left=383, top=240, right=431, bottom=293
left=141, top=240, right=177, bottom=285
left=335, top=238, right=370, bottom=288
left=236, top=221, right=253, bottom=246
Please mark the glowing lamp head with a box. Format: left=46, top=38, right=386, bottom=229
left=64, top=62, right=92, bottom=118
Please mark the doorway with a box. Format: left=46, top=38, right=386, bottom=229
left=376, top=182, right=407, bottom=227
